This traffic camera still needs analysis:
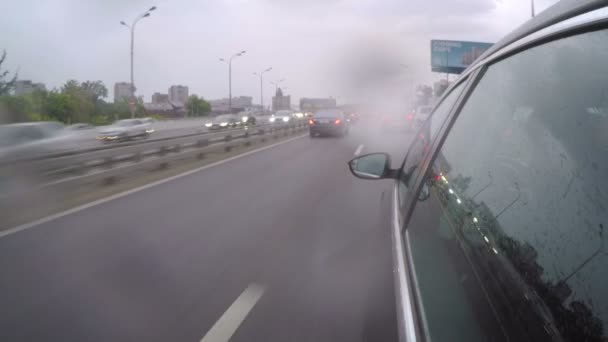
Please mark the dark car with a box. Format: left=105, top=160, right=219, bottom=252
left=308, top=109, right=349, bottom=137
left=348, top=2, right=608, bottom=341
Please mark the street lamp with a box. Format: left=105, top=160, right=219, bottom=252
left=270, top=78, right=285, bottom=92
left=253, top=67, right=272, bottom=113
left=120, top=6, right=157, bottom=118
left=531, top=0, right=536, bottom=17
left=219, top=50, right=246, bottom=112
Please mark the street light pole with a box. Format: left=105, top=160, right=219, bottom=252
left=220, top=50, right=246, bottom=112
left=253, top=67, right=272, bottom=113
left=270, top=78, right=285, bottom=92
left=531, top=0, right=536, bottom=18
left=121, top=6, right=156, bottom=118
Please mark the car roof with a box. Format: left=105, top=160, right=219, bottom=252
left=473, top=0, right=607, bottom=67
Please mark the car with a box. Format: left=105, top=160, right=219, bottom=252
left=268, top=110, right=292, bottom=124
left=97, top=119, right=152, bottom=142
left=346, top=112, right=360, bottom=124
left=240, top=114, right=257, bottom=126
left=308, top=109, right=349, bottom=137
left=413, top=105, right=433, bottom=127
left=380, top=109, right=416, bottom=132
left=204, top=114, right=241, bottom=130
left=348, top=2, right=608, bottom=341
left=0, top=122, right=75, bottom=160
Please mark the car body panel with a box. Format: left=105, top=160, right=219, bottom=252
left=352, top=2, right=608, bottom=341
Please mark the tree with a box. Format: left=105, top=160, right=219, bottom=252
left=0, top=94, right=28, bottom=122
left=186, top=95, right=211, bottom=117
left=0, top=50, right=17, bottom=95
left=46, top=92, right=76, bottom=124
left=81, top=80, right=108, bottom=102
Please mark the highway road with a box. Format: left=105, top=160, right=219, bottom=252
left=0, top=122, right=413, bottom=341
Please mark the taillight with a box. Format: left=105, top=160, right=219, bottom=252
left=406, top=114, right=413, bottom=120
left=308, top=119, right=314, bottom=125
left=335, top=119, right=341, bottom=125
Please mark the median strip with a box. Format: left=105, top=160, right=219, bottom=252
left=0, top=129, right=308, bottom=235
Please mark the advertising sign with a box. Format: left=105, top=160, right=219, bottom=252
left=431, top=40, right=493, bottom=74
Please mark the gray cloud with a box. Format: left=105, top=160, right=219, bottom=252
left=1, top=0, right=559, bottom=105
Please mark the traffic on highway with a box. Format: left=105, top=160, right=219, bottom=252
left=1, top=1, right=608, bottom=341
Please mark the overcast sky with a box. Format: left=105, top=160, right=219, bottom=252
left=1, top=0, right=558, bottom=105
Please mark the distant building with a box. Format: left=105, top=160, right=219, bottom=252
left=114, top=82, right=132, bottom=103
left=14, top=80, right=46, bottom=96
left=272, top=88, right=291, bottom=111
left=169, top=85, right=189, bottom=105
left=209, top=96, right=253, bottom=113
left=152, top=92, right=169, bottom=104
left=299, top=98, right=336, bottom=112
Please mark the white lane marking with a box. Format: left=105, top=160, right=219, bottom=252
left=200, top=283, right=265, bottom=342
left=354, top=144, right=364, bottom=156
left=0, top=134, right=307, bottom=239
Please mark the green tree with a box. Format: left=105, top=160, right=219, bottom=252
left=46, top=92, right=76, bottom=124
left=186, top=95, right=211, bottom=117
left=0, top=94, right=28, bottom=122
left=81, top=80, right=108, bottom=102
left=0, top=50, right=17, bottom=95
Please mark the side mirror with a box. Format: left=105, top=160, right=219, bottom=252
left=348, top=153, right=394, bottom=179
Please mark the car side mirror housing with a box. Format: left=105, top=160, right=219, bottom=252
left=348, top=153, right=396, bottom=179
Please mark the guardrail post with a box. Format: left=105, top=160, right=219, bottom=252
left=225, top=145, right=233, bottom=152
left=133, top=151, right=142, bottom=162
left=258, top=128, right=265, bottom=135
left=159, top=146, right=168, bottom=156
left=225, top=134, right=232, bottom=142
left=174, top=144, right=182, bottom=153
left=103, top=157, right=113, bottom=169
left=197, top=139, right=209, bottom=147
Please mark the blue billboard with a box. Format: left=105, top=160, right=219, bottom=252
left=431, top=40, right=493, bottom=74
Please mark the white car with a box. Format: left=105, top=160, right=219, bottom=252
left=97, top=119, right=152, bottom=142
left=268, top=110, right=292, bottom=124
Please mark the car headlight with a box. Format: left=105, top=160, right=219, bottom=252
left=269, top=117, right=276, bottom=122
left=205, top=123, right=213, bottom=127
left=242, top=116, right=249, bottom=122
left=220, top=122, right=228, bottom=127
left=282, top=117, right=289, bottom=122
left=145, top=129, right=155, bottom=133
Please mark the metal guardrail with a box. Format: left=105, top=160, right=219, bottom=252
left=6, top=121, right=308, bottom=192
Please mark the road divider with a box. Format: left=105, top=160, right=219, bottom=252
left=0, top=121, right=309, bottom=230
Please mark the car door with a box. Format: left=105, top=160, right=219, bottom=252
left=388, top=78, right=471, bottom=341
left=401, top=21, right=608, bottom=342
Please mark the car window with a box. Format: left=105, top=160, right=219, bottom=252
left=397, top=80, right=466, bottom=207
left=406, top=29, right=608, bottom=341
